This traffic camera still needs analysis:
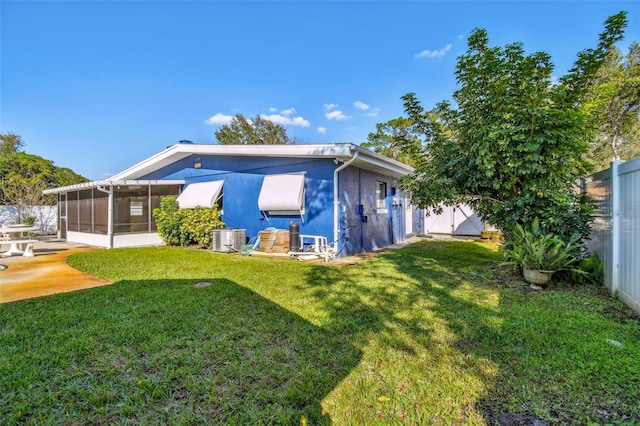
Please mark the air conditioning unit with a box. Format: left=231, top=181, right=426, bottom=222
left=212, top=229, right=247, bottom=252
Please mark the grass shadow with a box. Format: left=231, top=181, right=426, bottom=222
left=0, top=278, right=361, bottom=424
left=302, top=240, right=640, bottom=424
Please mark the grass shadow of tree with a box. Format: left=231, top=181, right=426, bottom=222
left=302, top=240, right=504, bottom=422
left=303, top=240, right=640, bottom=424
left=0, top=278, right=362, bottom=424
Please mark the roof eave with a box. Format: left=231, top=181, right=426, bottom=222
left=106, top=143, right=414, bottom=181
left=43, top=179, right=186, bottom=195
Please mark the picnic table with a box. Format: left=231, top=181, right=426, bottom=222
left=0, top=225, right=39, bottom=257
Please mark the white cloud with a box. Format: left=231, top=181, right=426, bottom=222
left=205, top=113, right=234, bottom=125
left=317, top=126, right=327, bottom=134
left=354, top=101, right=370, bottom=111
left=289, top=116, right=311, bottom=127
left=415, top=43, right=452, bottom=59
left=260, top=114, right=310, bottom=127
left=365, top=108, right=380, bottom=117
left=324, top=103, right=338, bottom=111
left=280, top=108, right=296, bottom=116
left=269, top=107, right=278, bottom=113
left=325, top=110, right=351, bottom=121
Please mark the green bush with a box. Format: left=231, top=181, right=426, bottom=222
left=152, top=197, right=224, bottom=248
left=571, top=251, right=605, bottom=285
left=181, top=206, right=225, bottom=248
left=153, top=197, right=185, bottom=246
left=501, top=218, right=584, bottom=272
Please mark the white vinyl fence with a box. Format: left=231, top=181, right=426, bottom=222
left=0, top=205, right=57, bottom=235
left=585, top=157, right=640, bottom=315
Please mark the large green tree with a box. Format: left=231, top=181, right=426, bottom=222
left=215, top=114, right=293, bottom=145
left=582, top=42, right=640, bottom=171
left=393, top=12, right=627, bottom=242
left=362, top=117, right=422, bottom=167
left=0, top=132, right=25, bottom=156
left=0, top=133, right=87, bottom=221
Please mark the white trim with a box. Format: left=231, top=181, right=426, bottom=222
left=43, top=180, right=185, bottom=195
left=108, top=143, right=413, bottom=181
left=65, top=231, right=163, bottom=248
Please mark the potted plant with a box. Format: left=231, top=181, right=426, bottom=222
left=501, top=218, right=584, bottom=285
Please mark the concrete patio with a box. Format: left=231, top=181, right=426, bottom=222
left=0, top=238, right=111, bottom=304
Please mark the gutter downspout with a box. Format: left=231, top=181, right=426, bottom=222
left=333, top=150, right=359, bottom=253
left=96, top=185, right=114, bottom=249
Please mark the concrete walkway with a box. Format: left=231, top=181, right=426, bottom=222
left=0, top=238, right=111, bottom=304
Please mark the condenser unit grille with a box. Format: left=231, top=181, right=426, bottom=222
left=212, top=229, right=246, bottom=252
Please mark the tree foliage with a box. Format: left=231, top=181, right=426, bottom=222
left=582, top=42, right=640, bottom=171
left=0, top=132, right=25, bottom=156
left=0, top=133, right=87, bottom=210
left=362, top=117, right=423, bottom=167
left=389, top=12, right=627, bottom=242
left=215, top=114, right=293, bottom=145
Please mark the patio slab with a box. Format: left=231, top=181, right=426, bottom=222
left=0, top=238, right=111, bottom=304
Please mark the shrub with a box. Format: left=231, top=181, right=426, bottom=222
left=153, top=197, right=185, bottom=246
left=501, top=218, right=585, bottom=272
left=153, top=197, right=224, bottom=248
left=181, top=206, right=225, bottom=248
left=571, top=251, right=605, bottom=285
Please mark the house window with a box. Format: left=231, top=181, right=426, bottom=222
left=130, top=200, right=144, bottom=216
left=376, top=181, right=387, bottom=210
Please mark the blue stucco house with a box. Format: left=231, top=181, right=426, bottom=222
left=44, top=143, right=423, bottom=257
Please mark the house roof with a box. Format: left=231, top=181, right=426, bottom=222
left=42, top=180, right=185, bottom=195
left=108, top=143, right=414, bottom=181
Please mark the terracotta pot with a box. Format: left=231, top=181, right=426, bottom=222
left=522, top=268, right=555, bottom=285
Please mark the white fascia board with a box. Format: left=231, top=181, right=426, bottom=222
left=109, top=143, right=357, bottom=180
left=107, top=142, right=413, bottom=181
left=43, top=179, right=185, bottom=195
left=351, top=146, right=414, bottom=178
left=109, top=145, right=193, bottom=181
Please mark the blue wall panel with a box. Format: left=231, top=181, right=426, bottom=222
left=137, top=153, right=415, bottom=256
left=141, top=155, right=336, bottom=243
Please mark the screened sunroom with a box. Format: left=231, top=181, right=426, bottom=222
left=43, top=180, right=184, bottom=248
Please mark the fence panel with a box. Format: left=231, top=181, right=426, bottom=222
left=585, top=169, right=614, bottom=290
left=617, top=159, right=640, bottom=314
left=587, top=157, right=640, bottom=315
left=0, top=205, right=57, bottom=234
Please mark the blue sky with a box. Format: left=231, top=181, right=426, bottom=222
left=1, top=1, right=638, bottom=180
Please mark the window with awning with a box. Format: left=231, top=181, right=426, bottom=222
left=258, top=173, right=306, bottom=216
left=176, top=180, right=224, bottom=209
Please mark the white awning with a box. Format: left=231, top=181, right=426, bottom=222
left=176, top=180, right=224, bottom=209
left=258, top=174, right=305, bottom=214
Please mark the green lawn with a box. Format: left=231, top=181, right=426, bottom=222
left=1, top=241, right=639, bottom=424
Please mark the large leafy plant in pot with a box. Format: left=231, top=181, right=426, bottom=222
left=501, top=218, right=584, bottom=285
